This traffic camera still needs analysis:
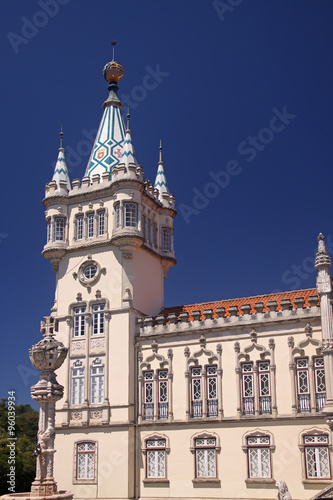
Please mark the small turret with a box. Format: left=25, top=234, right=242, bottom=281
left=154, top=141, right=169, bottom=204
left=51, top=127, right=71, bottom=192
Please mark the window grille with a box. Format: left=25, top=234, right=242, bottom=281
left=124, top=202, right=137, bottom=228
left=87, top=213, right=94, bottom=238
left=191, top=367, right=202, bottom=417
left=144, top=372, right=154, bottom=420
left=54, top=217, right=65, bottom=241
left=242, top=363, right=254, bottom=415
left=73, top=306, right=86, bottom=337
left=115, top=203, right=120, bottom=229
left=71, top=364, right=84, bottom=405
left=195, top=438, right=217, bottom=478
left=92, top=303, right=105, bottom=335
left=98, top=210, right=105, bottom=236
left=258, top=361, right=271, bottom=414
left=162, top=227, right=171, bottom=251
left=247, top=436, right=271, bottom=479
left=296, top=358, right=310, bottom=413
left=304, top=435, right=331, bottom=479
left=76, top=442, right=96, bottom=480
left=146, top=439, right=166, bottom=478
left=314, top=357, right=326, bottom=411
left=76, top=215, right=83, bottom=240
left=158, top=370, right=168, bottom=419
left=207, top=366, right=218, bottom=417
left=90, top=361, right=104, bottom=404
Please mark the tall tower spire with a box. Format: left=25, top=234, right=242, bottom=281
left=154, top=140, right=169, bottom=202
left=118, top=108, right=137, bottom=168
left=52, top=126, right=71, bottom=191
left=84, top=42, right=126, bottom=180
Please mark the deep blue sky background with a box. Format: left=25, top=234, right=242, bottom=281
left=1, top=0, right=333, bottom=406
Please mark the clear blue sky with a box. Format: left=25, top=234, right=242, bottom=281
left=1, top=0, right=333, bottom=406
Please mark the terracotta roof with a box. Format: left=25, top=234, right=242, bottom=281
left=160, top=288, right=318, bottom=321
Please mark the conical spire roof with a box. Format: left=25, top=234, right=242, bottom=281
left=84, top=45, right=126, bottom=179
left=154, top=141, right=169, bottom=201
left=315, top=233, right=332, bottom=269
left=52, top=128, right=71, bottom=190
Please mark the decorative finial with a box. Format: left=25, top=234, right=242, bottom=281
left=60, top=123, right=63, bottom=150
left=111, top=40, right=116, bottom=61
left=127, top=106, right=130, bottom=130
left=159, top=140, right=163, bottom=164
left=315, top=232, right=331, bottom=269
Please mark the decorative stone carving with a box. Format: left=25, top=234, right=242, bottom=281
left=90, top=410, right=102, bottom=420
left=276, top=480, right=292, bottom=500
left=95, top=289, right=102, bottom=299
left=71, top=340, right=85, bottom=351
left=91, top=338, right=105, bottom=350
left=71, top=411, right=82, bottom=421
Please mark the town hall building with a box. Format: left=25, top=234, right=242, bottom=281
left=41, top=50, right=333, bottom=500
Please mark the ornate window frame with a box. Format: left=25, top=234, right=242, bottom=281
left=298, top=427, right=332, bottom=484
left=70, top=359, right=85, bottom=406
left=242, top=429, right=275, bottom=484
left=73, top=440, right=97, bottom=484
left=190, top=431, right=221, bottom=484
left=142, top=433, right=170, bottom=484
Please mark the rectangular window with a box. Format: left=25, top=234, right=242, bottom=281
left=258, top=361, right=271, bottom=414
left=191, top=367, right=202, bottom=417
left=76, top=215, right=84, bottom=240
left=73, top=306, right=86, bottom=337
left=115, top=203, right=120, bottom=229
left=296, top=358, right=310, bottom=412
left=54, top=217, right=65, bottom=241
left=47, top=220, right=51, bottom=242
left=144, top=371, right=154, bottom=420
left=142, top=215, right=146, bottom=240
left=148, top=219, right=152, bottom=245
left=314, top=357, right=326, bottom=411
left=207, top=366, right=218, bottom=417
left=92, top=303, right=105, bottom=335
left=162, top=227, right=171, bottom=251
left=76, top=442, right=96, bottom=480
left=242, top=363, right=254, bottom=415
left=158, top=370, right=168, bottom=419
left=71, top=366, right=85, bottom=405
left=90, top=364, right=104, bottom=404
left=248, top=436, right=271, bottom=479
left=152, top=222, right=157, bottom=247
left=98, top=210, right=105, bottom=236
left=146, top=439, right=166, bottom=479
left=87, top=213, right=94, bottom=238
left=304, top=435, right=331, bottom=479
left=124, top=202, right=137, bottom=228
left=195, top=438, right=217, bottom=478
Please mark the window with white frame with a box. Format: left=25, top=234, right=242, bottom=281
left=46, top=219, right=51, bottom=242
left=71, top=361, right=85, bottom=405
left=90, top=358, right=104, bottom=404
left=247, top=436, right=272, bottom=479
left=191, top=367, right=202, bottom=417
left=115, top=203, right=120, bottom=229
left=54, top=217, right=65, bottom=241
left=258, top=361, right=271, bottom=414
left=144, top=371, right=154, bottom=420
left=87, top=213, right=94, bottom=238
left=296, top=358, right=310, bottom=413
left=304, top=435, right=331, bottom=479
left=242, top=363, right=254, bottom=415
left=162, top=227, right=171, bottom=251
left=314, top=357, right=326, bottom=411
left=76, top=215, right=83, bottom=240
left=92, top=303, right=105, bottom=335
left=158, top=370, right=168, bottom=419
left=98, top=210, right=105, bottom=236
left=207, top=366, right=218, bottom=417
left=195, top=437, right=217, bottom=478
left=124, top=202, right=137, bottom=228
left=75, top=441, right=96, bottom=481
left=146, top=439, right=166, bottom=479
left=73, top=306, right=86, bottom=337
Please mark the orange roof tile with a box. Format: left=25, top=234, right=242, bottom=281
left=160, top=288, right=318, bottom=321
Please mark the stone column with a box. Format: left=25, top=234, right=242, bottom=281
left=184, top=347, right=190, bottom=420
left=269, top=339, right=278, bottom=417
left=167, top=349, right=174, bottom=421
left=315, top=234, right=333, bottom=412
left=217, top=344, right=223, bottom=419
left=288, top=336, right=297, bottom=416
left=29, top=316, right=72, bottom=499
left=234, top=342, right=242, bottom=418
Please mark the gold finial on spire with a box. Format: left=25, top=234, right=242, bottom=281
left=103, top=41, right=123, bottom=83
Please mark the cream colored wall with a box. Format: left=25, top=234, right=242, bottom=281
left=132, top=248, right=164, bottom=316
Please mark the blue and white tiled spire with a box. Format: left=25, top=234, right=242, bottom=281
left=154, top=141, right=169, bottom=201
left=84, top=51, right=126, bottom=179
left=52, top=128, right=71, bottom=190
left=119, top=110, right=137, bottom=167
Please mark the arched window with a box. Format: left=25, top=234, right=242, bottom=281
left=142, top=434, right=170, bottom=482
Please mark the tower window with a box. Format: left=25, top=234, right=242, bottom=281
left=92, top=303, right=105, bottom=335
left=76, top=215, right=83, bottom=240
left=71, top=362, right=85, bottom=405
left=115, top=203, right=120, bottom=229
left=98, top=210, right=105, bottom=236
left=46, top=219, right=51, bottom=242
left=142, top=215, right=146, bottom=240
left=152, top=222, right=157, bottom=247
left=54, top=217, right=65, bottom=241
left=124, top=202, right=137, bottom=228
left=87, top=213, right=94, bottom=238
left=90, top=359, right=104, bottom=404
left=73, top=306, right=86, bottom=337
left=162, top=228, right=171, bottom=251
